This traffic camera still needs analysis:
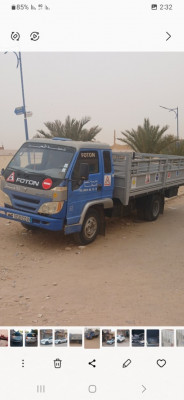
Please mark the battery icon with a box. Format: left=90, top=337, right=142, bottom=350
left=12, top=5, right=16, bottom=9
left=151, top=4, right=157, bottom=10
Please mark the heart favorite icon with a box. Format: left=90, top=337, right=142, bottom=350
left=157, top=359, right=166, bottom=368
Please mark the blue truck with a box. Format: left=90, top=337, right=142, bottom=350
left=85, top=329, right=100, bottom=339
left=1, top=138, right=184, bottom=244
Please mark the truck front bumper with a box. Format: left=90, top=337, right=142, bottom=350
left=0, top=206, right=64, bottom=231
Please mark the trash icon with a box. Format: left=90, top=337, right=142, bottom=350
left=54, top=358, right=62, bottom=368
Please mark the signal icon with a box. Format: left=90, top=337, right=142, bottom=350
left=31, top=5, right=36, bottom=9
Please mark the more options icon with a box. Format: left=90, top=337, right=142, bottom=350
left=30, top=31, right=40, bottom=41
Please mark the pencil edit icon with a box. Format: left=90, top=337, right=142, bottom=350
left=122, top=359, right=132, bottom=368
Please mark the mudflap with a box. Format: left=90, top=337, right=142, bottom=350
left=160, top=195, right=165, bottom=214
left=96, top=206, right=106, bottom=236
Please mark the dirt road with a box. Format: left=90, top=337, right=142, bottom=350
left=0, top=189, right=184, bottom=327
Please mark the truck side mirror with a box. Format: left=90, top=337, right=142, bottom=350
left=79, top=163, right=89, bottom=181
left=1, top=168, right=5, bottom=176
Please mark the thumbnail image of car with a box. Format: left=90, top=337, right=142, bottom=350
left=10, top=331, right=23, bottom=347
left=117, top=330, right=130, bottom=346
left=117, top=335, right=125, bottom=343
left=40, top=337, right=53, bottom=345
left=0, top=334, right=8, bottom=340
left=25, top=333, right=37, bottom=346
left=55, top=338, right=67, bottom=345
left=0, top=330, right=8, bottom=347
left=147, top=337, right=159, bottom=346
left=102, top=329, right=115, bottom=347
left=146, top=329, right=159, bottom=347
left=106, top=338, right=115, bottom=345
left=132, top=333, right=144, bottom=346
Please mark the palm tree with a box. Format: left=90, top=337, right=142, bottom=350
left=162, top=139, right=184, bottom=156
left=118, top=118, right=176, bottom=153
left=35, top=116, right=101, bottom=142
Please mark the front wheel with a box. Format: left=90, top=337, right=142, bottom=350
left=74, top=209, right=99, bottom=245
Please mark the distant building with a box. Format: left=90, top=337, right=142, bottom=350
left=111, top=143, right=132, bottom=152
left=0, top=145, right=4, bottom=150
left=111, top=130, right=132, bottom=152
left=55, top=330, right=67, bottom=339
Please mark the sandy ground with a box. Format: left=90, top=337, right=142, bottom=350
left=1, top=155, right=184, bottom=327
left=84, top=336, right=100, bottom=349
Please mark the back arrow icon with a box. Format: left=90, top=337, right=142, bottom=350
left=166, top=32, right=171, bottom=41
left=142, top=385, right=146, bottom=393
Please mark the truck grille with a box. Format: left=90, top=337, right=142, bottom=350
left=11, top=193, right=41, bottom=213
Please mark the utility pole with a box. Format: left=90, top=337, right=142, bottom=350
left=5, top=52, right=29, bottom=140
left=160, top=105, right=179, bottom=140
left=18, top=52, right=29, bottom=140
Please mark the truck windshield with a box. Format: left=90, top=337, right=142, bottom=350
left=7, top=142, right=75, bottom=179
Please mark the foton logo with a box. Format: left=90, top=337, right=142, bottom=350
left=16, top=178, right=39, bottom=187
left=6, top=172, right=15, bottom=182
left=42, top=178, right=53, bottom=190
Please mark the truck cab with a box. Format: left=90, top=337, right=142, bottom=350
left=0, top=138, right=114, bottom=244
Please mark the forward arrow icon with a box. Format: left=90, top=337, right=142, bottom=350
left=166, top=32, right=171, bottom=41
left=142, top=385, right=146, bottom=393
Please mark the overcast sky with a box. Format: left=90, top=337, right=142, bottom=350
left=0, top=52, right=184, bottom=149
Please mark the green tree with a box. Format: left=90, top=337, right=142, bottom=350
left=162, top=139, right=184, bottom=156
left=118, top=118, right=176, bottom=153
left=35, top=116, right=101, bottom=142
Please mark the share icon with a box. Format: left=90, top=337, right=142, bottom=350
left=88, top=359, right=96, bottom=368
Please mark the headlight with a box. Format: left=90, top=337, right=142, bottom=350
left=38, top=201, right=64, bottom=215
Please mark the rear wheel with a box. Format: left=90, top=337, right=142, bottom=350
left=74, top=209, right=99, bottom=245
left=144, top=194, right=163, bottom=221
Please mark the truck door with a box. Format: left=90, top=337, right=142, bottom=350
left=66, top=150, right=103, bottom=225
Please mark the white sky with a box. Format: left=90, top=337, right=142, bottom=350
left=0, top=52, right=184, bottom=149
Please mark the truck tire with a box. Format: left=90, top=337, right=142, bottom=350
left=74, top=208, right=99, bottom=245
left=144, top=194, right=162, bottom=221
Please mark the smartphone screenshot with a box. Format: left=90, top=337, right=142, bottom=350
left=0, top=1, right=184, bottom=399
